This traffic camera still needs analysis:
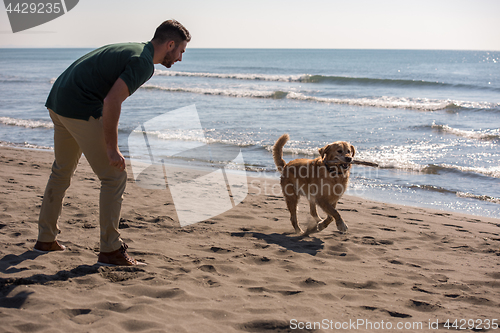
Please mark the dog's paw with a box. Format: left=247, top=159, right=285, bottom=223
left=300, top=223, right=319, bottom=237
left=317, top=221, right=328, bottom=232
left=294, top=227, right=304, bottom=234
left=336, top=221, right=348, bottom=233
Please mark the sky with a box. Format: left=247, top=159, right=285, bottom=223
left=0, top=0, right=499, bottom=50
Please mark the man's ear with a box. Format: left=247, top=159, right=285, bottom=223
left=166, top=40, right=176, bottom=51
left=350, top=144, right=356, bottom=157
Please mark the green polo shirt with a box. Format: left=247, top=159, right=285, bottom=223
left=46, top=42, right=155, bottom=120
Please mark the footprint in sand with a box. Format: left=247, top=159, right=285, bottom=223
left=247, top=286, right=302, bottom=296
left=360, top=236, right=394, bottom=246
left=208, top=246, right=233, bottom=254
left=99, top=266, right=146, bottom=282
left=239, top=320, right=291, bottom=332
left=412, top=285, right=436, bottom=294
left=407, top=299, right=441, bottom=312
left=361, top=306, right=412, bottom=318
left=371, top=213, right=399, bottom=219
left=299, top=277, right=326, bottom=288
left=338, top=280, right=379, bottom=289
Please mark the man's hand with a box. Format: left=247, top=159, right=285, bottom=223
left=102, top=78, right=130, bottom=172
left=107, top=147, right=126, bottom=172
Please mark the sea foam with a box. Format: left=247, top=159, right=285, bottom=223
left=0, top=117, right=53, bottom=129
left=142, top=84, right=499, bottom=111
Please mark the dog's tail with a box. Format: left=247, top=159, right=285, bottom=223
left=273, top=133, right=289, bottom=173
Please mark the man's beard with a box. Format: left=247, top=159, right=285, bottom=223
left=161, top=58, right=173, bottom=68
left=161, top=51, right=176, bottom=68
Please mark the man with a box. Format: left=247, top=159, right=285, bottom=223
left=34, top=20, right=191, bottom=266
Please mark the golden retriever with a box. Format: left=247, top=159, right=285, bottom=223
left=273, top=133, right=355, bottom=237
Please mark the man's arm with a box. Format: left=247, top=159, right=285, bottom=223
left=102, top=77, right=130, bottom=172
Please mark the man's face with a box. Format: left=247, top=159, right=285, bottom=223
left=161, top=40, right=188, bottom=68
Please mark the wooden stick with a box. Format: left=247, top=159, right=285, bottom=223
left=351, top=160, right=379, bottom=167
left=324, top=160, right=379, bottom=168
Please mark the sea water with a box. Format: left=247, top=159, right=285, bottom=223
left=0, top=48, right=499, bottom=217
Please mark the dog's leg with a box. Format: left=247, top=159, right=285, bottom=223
left=317, top=215, right=333, bottom=232
left=309, top=201, right=322, bottom=222
left=301, top=214, right=332, bottom=237
left=285, top=195, right=302, bottom=233
left=298, top=201, right=322, bottom=237
left=315, top=200, right=348, bottom=233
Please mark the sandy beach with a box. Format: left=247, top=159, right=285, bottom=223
left=1, top=146, right=499, bottom=332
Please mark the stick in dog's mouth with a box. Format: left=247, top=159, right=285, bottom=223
left=325, top=160, right=379, bottom=168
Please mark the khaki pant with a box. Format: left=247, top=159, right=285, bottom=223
left=38, top=109, right=127, bottom=252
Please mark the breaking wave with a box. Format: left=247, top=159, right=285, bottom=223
left=154, top=70, right=500, bottom=92
left=410, top=184, right=500, bottom=204
left=0, top=140, right=52, bottom=150
left=430, top=123, right=500, bottom=141
left=0, top=117, right=53, bottom=129
left=141, top=84, right=499, bottom=111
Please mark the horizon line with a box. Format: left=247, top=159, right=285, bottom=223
left=0, top=46, right=499, bottom=52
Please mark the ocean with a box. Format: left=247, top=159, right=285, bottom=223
left=0, top=48, right=499, bottom=218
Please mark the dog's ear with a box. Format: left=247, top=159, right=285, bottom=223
left=350, top=144, right=356, bottom=157
left=319, top=145, right=330, bottom=158
left=318, top=147, right=325, bottom=158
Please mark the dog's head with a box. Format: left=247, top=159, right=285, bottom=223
left=319, top=141, right=356, bottom=169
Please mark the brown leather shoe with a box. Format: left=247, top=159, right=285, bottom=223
left=97, top=243, right=145, bottom=266
left=33, top=240, right=66, bottom=253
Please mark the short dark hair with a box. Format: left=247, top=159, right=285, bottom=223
left=152, top=20, right=191, bottom=44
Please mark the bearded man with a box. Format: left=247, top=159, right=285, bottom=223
left=35, top=20, right=190, bottom=266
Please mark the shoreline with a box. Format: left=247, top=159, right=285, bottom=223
left=1, top=145, right=500, bottom=332
left=2, top=143, right=498, bottom=220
